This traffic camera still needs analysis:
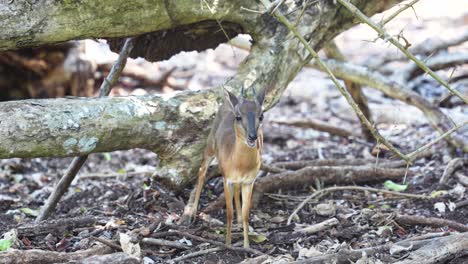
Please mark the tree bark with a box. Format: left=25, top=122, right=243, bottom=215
left=0, top=0, right=404, bottom=189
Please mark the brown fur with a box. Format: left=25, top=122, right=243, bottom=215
left=181, top=88, right=265, bottom=248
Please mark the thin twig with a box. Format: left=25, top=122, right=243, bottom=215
left=336, top=0, right=468, bottom=104
left=90, top=236, right=122, bottom=251
left=168, top=230, right=264, bottom=256
left=394, top=214, right=468, bottom=232
left=260, top=0, right=411, bottom=162
left=381, top=0, right=420, bottom=25
left=141, top=238, right=191, bottom=250
left=407, top=121, right=467, bottom=160
left=287, top=186, right=430, bottom=225
left=35, top=37, right=135, bottom=223
left=170, top=247, right=222, bottom=263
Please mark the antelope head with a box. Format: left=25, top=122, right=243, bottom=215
left=224, top=86, right=266, bottom=148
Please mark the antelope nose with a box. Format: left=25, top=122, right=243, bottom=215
left=248, top=133, right=257, bottom=141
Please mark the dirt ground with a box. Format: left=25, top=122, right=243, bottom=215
left=0, top=1, right=467, bottom=263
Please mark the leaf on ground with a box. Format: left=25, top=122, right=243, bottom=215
left=103, top=153, right=112, bottom=161
left=0, top=239, right=12, bottom=251
left=384, top=180, right=408, bottom=192
left=19, top=208, right=39, bottom=217
left=249, top=232, right=268, bottom=243
left=430, top=190, right=447, bottom=198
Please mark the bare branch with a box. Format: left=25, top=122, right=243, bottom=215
left=336, top=0, right=468, bottom=104
left=260, top=0, right=411, bottom=162
left=381, top=0, right=420, bottom=25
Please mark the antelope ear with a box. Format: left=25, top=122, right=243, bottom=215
left=256, top=88, right=266, bottom=106
left=223, top=87, right=239, bottom=110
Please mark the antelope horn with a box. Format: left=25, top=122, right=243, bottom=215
left=240, top=85, right=246, bottom=98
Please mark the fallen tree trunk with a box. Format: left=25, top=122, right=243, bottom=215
left=0, top=0, right=404, bottom=188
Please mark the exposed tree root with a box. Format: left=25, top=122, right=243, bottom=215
left=205, top=166, right=414, bottom=213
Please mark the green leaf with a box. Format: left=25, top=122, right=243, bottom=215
left=0, top=239, right=12, bottom=251
left=381, top=204, right=391, bottom=210
left=384, top=180, right=408, bottom=192
left=249, top=233, right=268, bottom=243
left=103, top=153, right=112, bottom=161
left=430, top=190, right=447, bottom=198
left=19, top=208, right=39, bottom=217
left=118, top=168, right=126, bottom=174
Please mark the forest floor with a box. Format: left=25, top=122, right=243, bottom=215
left=0, top=1, right=467, bottom=263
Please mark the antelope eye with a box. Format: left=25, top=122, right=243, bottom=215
left=259, top=113, right=264, bottom=121
left=236, top=116, right=242, bottom=121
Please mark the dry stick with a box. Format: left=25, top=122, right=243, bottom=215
left=287, top=186, right=430, bottom=225
left=381, top=0, right=420, bottom=25
left=169, top=247, right=223, bottom=263
left=294, top=218, right=339, bottom=234
left=168, top=230, right=264, bottom=256
left=439, top=158, right=467, bottom=185
left=394, top=214, right=468, bottom=232
left=90, top=236, right=123, bottom=251
left=35, top=38, right=135, bottom=223
left=259, top=0, right=411, bottom=163
left=141, top=238, right=191, bottom=250
left=336, top=0, right=468, bottom=104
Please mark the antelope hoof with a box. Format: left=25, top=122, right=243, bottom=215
left=178, top=213, right=194, bottom=226
left=244, top=239, right=250, bottom=248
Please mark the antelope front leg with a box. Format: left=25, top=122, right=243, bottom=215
left=234, top=183, right=242, bottom=224
left=241, top=183, right=254, bottom=248
left=223, top=178, right=234, bottom=247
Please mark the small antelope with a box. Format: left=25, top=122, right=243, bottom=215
left=181, top=86, right=265, bottom=248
